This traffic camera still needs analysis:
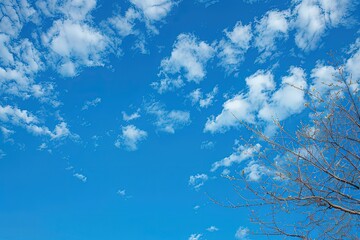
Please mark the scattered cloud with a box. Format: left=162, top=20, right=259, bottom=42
left=82, top=97, right=102, bottom=110
left=152, top=34, right=215, bottom=93
left=73, top=173, right=87, bottom=183
left=293, top=0, right=352, bottom=51
left=114, top=125, right=147, bottom=151
left=217, top=21, right=252, bottom=74
left=189, top=86, right=218, bottom=108
left=207, top=226, right=219, bottom=232
left=188, top=233, right=202, bottom=240
left=145, top=101, right=191, bottom=133
left=189, top=173, right=208, bottom=190
left=254, top=10, right=290, bottom=62
left=122, top=109, right=141, bottom=121
left=211, top=142, right=261, bottom=172
left=235, top=226, right=249, bottom=240
left=200, top=140, right=215, bottom=150
left=204, top=67, right=307, bottom=135
left=0, top=149, right=6, bottom=159
left=243, top=160, right=269, bottom=181
left=0, top=105, right=75, bottom=140
left=130, top=0, right=175, bottom=23
left=42, top=19, right=108, bottom=77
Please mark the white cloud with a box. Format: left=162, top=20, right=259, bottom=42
left=114, top=125, right=147, bottom=151
left=152, top=34, right=215, bottom=93
left=42, top=19, right=108, bottom=77
left=293, top=0, right=352, bottom=51
left=189, top=86, right=218, bottom=108
left=211, top=142, right=261, bottom=172
left=36, top=0, right=96, bottom=21
left=73, top=173, right=87, bottom=182
left=122, top=109, right=141, bottom=122
left=204, top=70, right=274, bottom=133
left=130, top=0, right=175, bottom=22
left=82, top=97, right=101, bottom=110
left=310, top=64, right=338, bottom=98
left=107, top=8, right=141, bottom=38
left=206, top=226, right=219, bottom=232
left=217, top=21, right=252, bottom=74
left=189, top=174, right=208, bottom=190
left=0, top=126, right=14, bottom=141
left=205, top=67, right=307, bottom=135
left=0, top=0, right=37, bottom=38
left=254, top=10, right=290, bottom=62
left=235, top=226, right=249, bottom=240
left=145, top=101, right=191, bottom=133
left=188, top=233, right=202, bottom=240
left=346, top=38, right=360, bottom=82
left=258, top=67, right=307, bottom=122
left=0, top=105, right=75, bottom=140
left=243, top=160, right=269, bottom=181
left=200, top=140, right=215, bottom=150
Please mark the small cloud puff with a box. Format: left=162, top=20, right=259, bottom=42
left=145, top=101, right=191, bottom=134
left=189, top=173, right=208, bottom=190
left=188, top=233, right=202, bottom=240
left=152, top=33, right=215, bottom=93
left=235, top=226, right=249, bottom=240
left=115, top=125, right=148, bottom=151
left=82, top=98, right=101, bottom=110
left=73, top=173, right=87, bottom=183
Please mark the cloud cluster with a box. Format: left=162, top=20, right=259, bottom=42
left=189, top=86, right=218, bottom=108
left=204, top=67, right=307, bottom=135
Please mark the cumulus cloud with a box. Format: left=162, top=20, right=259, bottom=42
left=114, top=125, right=147, bottom=151
left=235, top=226, right=249, bottom=240
left=42, top=19, right=108, bottom=77
left=152, top=34, right=215, bottom=93
left=82, top=97, right=102, bottom=110
left=258, top=67, right=307, bottom=122
left=254, top=10, right=290, bottom=62
left=211, top=142, right=261, bottom=172
left=293, top=0, right=352, bottom=51
left=189, top=174, right=208, bottom=190
left=217, top=21, right=252, bottom=74
left=204, top=70, right=274, bottom=133
left=189, top=86, right=218, bottom=108
left=205, top=67, right=307, bottom=135
left=145, top=101, right=191, bottom=133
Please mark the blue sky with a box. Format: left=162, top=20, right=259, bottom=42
left=0, top=0, right=359, bottom=239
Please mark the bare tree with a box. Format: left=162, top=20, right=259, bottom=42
left=216, top=64, right=360, bottom=239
